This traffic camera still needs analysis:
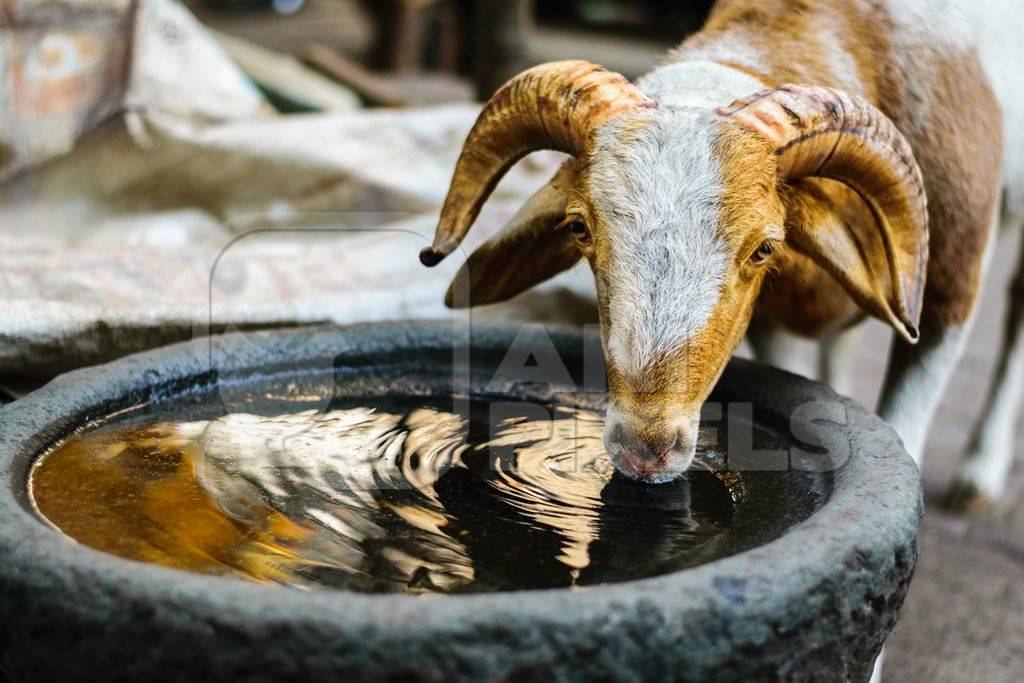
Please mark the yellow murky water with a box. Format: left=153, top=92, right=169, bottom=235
left=30, top=398, right=736, bottom=593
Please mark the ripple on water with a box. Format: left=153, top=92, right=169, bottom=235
left=29, top=397, right=738, bottom=593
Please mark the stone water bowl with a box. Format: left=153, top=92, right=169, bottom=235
left=0, top=323, right=920, bottom=682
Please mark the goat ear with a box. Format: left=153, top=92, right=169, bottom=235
left=784, top=178, right=925, bottom=342
left=444, top=160, right=580, bottom=308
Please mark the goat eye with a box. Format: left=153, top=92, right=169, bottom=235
left=566, top=219, right=591, bottom=243
left=751, top=240, right=775, bottom=264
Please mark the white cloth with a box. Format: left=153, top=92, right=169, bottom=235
left=0, top=0, right=595, bottom=376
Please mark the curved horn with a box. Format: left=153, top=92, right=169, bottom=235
left=420, top=60, right=654, bottom=266
left=719, top=85, right=928, bottom=340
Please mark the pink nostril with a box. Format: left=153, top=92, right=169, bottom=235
left=607, top=422, right=690, bottom=480
left=620, top=447, right=671, bottom=478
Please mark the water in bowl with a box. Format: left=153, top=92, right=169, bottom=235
left=29, top=397, right=765, bottom=594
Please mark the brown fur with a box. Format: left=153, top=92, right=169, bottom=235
left=758, top=179, right=866, bottom=336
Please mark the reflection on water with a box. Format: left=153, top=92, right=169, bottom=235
left=30, top=397, right=740, bottom=593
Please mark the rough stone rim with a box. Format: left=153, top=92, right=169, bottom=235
left=0, top=321, right=922, bottom=678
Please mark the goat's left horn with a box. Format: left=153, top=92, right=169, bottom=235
left=719, top=85, right=928, bottom=339
left=420, top=60, right=654, bottom=266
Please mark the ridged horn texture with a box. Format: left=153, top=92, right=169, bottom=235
left=719, top=85, right=929, bottom=340
left=420, top=60, right=655, bottom=267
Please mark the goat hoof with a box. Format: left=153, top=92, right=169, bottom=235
left=943, top=479, right=992, bottom=514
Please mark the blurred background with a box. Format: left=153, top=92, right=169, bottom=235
left=186, top=0, right=712, bottom=103
left=2, top=1, right=1022, bottom=681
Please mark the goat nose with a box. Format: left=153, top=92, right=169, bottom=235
left=619, top=445, right=673, bottom=480
left=609, top=423, right=677, bottom=455
left=606, top=423, right=682, bottom=481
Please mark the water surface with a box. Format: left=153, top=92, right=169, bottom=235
left=30, top=397, right=784, bottom=593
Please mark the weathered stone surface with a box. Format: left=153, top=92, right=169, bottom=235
left=0, top=323, right=921, bottom=682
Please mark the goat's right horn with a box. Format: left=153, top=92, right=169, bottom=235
left=420, top=60, right=655, bottom=266
left=720, top=85, right=928, bottom=341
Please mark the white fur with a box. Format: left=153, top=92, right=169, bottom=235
left=956, top=326, right=1024, bottom=499
left=879, top=324, right=970, bottom=465
left=819, top=325, right=863, bottom=398
left=955, top=217, right=1024, bottom=500
left=669, top=33, right=771, bottom=82
left=973, top=3, right=1024, bottom=223
left=590, top=63, right=764, bottom=380
left=878, top=213, right=996, bottom=467
left=883, top=0, right=974, bottom=50
left=884, top=0, right=1024, bottom=219
left=747, top=322, right=815, bottom=379
left=589, top=109, right=726, bottom=378
left=869, top=649, right=884, bottom=683
left=815, top=13, right=865, bottom=94
left=878, top=214, right=996, bottom=466
left=637, top=61, right=764, bottom=110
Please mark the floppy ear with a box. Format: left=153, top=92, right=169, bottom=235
left=444, top=159, right=580, bottom=308
left=784, top=178, right=926, bottom=342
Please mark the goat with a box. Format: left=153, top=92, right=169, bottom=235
left=420, top=0, right=1024, bottom=508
